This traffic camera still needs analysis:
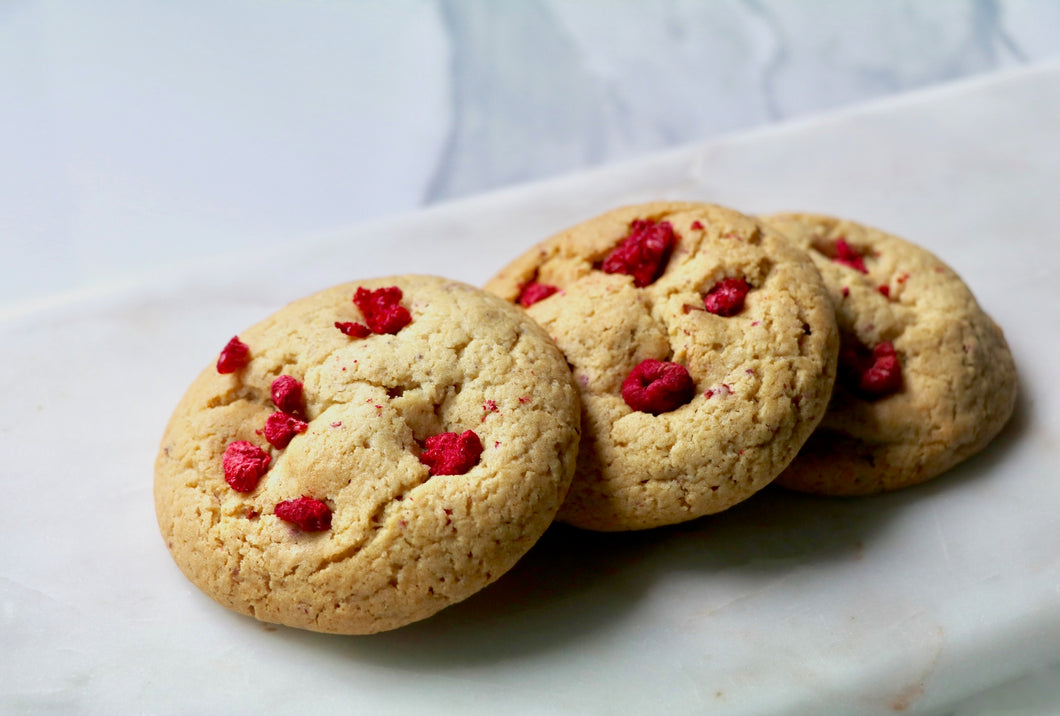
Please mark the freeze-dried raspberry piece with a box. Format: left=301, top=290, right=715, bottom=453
left=518, top=282, right=559, bottom=307
left=335, top=321, right=371, bottom=338
left=270, top=375, right=305, bottom=415
left=222, top=440, right=271, bottom=493
left=353, top=286, right=411, bottom=334
left=216, top=336, right=250, bottom=374
left=621, top=359, right=695, bottom=414
left=703, top=277, right=750, bottom=316
left=834, top=238, right=868, bottom=273
left=274, top=496, right=332, bottom=532
left=263, top=411, right=308, bottom=449
left=420, top=430, right=483, bottom=476
left=601, top=219, right=676, bottom=287
left=841, top=340, right=903, bottom=399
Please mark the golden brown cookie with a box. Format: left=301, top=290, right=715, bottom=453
left=485, top=202, right=839, bottom=531
left=155, top=276, right=581, bottom=634
left=763, top=212, right=1017, bottom=495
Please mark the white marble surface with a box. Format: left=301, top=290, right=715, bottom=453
left=3, top=3, right=1060, bottom=714
left=2, top=0, right=1059, bottom=313
left=3, top=59, right=1060, bottom=715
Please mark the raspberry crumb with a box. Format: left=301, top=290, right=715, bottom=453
left=877, top=285, right=891, bottom=298
left=330, top=421, right=342, bottom=428
left=518, top=396, right=531, bottom=404
left=353, top=286, right=411, bottom=334
left=335, top=321, right=371, bottom=338
left=703, top=277, right=751, bottom=317
left=270, top=375, right=305, bottom=415
left=223, top=441, right=271, bottom=493
left=841, top=340, right=903, bottom=399
left=690, top=220, right=704, bottom=230
left=481, top=400, right=499, bottom=422
left=263, top=411, right=308, bottom=449
left=274, top=496, right=332, bottom=531
left=601, top=219, right=676, bottom=287
left=842, top=286, right=850, bottom=298
left=705, top=383, right=733, bottom=399
left=518, top=282, right=560, bottom=307
left=420, top=430, right=484, bottom=476
left=622, top=359, right=695, bottom=414
left=834, top=238, right=868, bottom=273
left=216, top=336, right=250, bottom=374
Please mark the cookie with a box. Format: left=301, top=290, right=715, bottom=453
left=763, top=212, right=1018, bottom=495
left=155, top=276, right=581, bottom=634
left=485, top=202, right=839, bottom=531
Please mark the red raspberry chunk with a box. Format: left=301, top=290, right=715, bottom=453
left=518, top=282, right=559, bottom=307
left=601, top=219, right=676, bottom=287
left=274, top=496, right=332, bottom=531
left=703, top=277, right=751, bottom=316
left=621, top=359, right=695, bottom=414
left=834, top=238, right=868, bottom=273
left=222, top=441, right=271, bottom=493
left=216, top=336, right=250, bottom=374
left=420, top=430, right=484, bottom=476
left=353, top=286, right=412, bottom=334
left=841, top=340, right=903, bottom=399
left=335, top=321, right=371, bottom=338
left=270, top=375, right=305, bottom=415
left=263, top=411, right=308, bottom=449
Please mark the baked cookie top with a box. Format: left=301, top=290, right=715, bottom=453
left=484, top=202, right=839, bottom=531
left=155, top=276, right=581, bottom=634
left=763, top=212, right=1017, bottom=495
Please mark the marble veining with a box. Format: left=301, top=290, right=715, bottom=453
left=0, top=0, right=1058, bottom=310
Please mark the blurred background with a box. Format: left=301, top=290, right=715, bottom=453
left=2, top=0, right=1058, bottom=311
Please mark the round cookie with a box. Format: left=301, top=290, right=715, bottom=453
left=763, top=212, right=1018, bottom=495
left=155, top=276, right=581, bottom=634
left=485, top=202, right=839, bottom=531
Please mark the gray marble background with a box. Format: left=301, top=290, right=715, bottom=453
left=2, top=0, right=1058, bottom=309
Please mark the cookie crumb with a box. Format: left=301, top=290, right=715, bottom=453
left=420, top=430, right=484, bottom=476
left=622, top=359, right=695, bottom=414
left=216, top=336, right=250, bottom=374
left=274, top=496, right=332, bottom=532
left=601, top=219, right=676, bottom=287
left=222, top=441, right=271, bottom=493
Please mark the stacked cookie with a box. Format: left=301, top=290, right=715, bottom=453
left=155, top=203, right=1016, bottom=634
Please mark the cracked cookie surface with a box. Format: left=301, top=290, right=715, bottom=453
left=155, top=276, right=581, bottom=634
left=485, top=202, right=839, bottom=531
left=764, top=213, right=1017, bottom=495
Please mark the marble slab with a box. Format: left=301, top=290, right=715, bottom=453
left=2, top=63, right=1059, bottom=715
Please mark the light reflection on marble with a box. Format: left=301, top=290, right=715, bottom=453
left=1, top=0, right=1058, bottom=311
